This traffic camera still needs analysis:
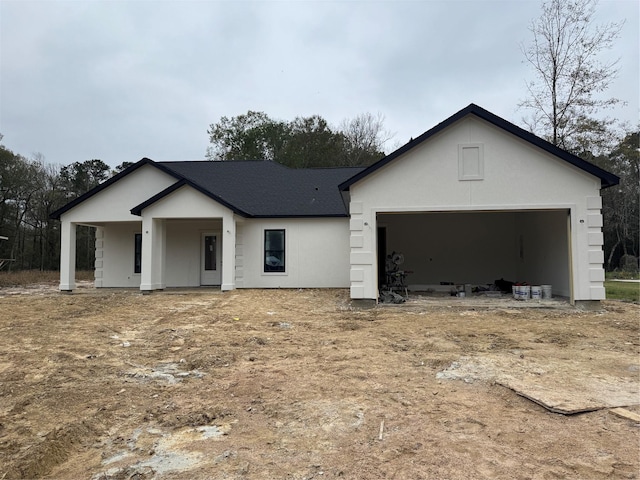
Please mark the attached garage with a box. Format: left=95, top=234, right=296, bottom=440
left=342, top=104, right=618, bottom=305
left=376, top=210, right=571, bottom=298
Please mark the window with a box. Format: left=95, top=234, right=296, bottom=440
left=204, top=235, right=216, bottom=271
left=134, top=233, right=142, bottom=274
left=264, top=229, right=285, bottom=272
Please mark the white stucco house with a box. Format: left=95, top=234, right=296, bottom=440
left=52, top=104, right=619, bottom=305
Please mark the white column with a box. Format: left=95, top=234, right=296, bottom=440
left=59, top=220, right=76, bottom=291
left=94, top=227, right=104, bottom=288
left=221, top=214, right=236, bottom=291
left=140, top=215, right=154, bottom=291
left=140, top=216, right=166, bottom=292
left=153, top=218, right=166, bottom=290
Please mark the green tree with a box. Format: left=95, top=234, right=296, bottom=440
left=597, top=129, right=640, bottom=271
left=206, top=111, right=289, bottom=162
left=60, top=159, right=111, bottom=199
left=281, top=115, right=346, bottom=168
left=206, top=111, right=388, bottom=167
left=520, top=0, right=624, bottom=153
left=0, top=146, right=45, bottom=269
left=1, top=137, right=110, bottom=272
left=59, top=159, right=111, bottom=271
left=24, top=158, right=66, bottom=270
left=114, top=161, right=135, bottom=173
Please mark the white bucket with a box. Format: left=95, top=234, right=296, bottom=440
left=514, top=285, right=530, bottom=300
left=531, top=286, right=542, bottom=300
left=541, top=285, right=552, bottom=299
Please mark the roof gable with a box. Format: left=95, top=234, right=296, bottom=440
left=158, top=161, right=363, bottom=217
left=52, top=158, right=365, bottom=220
left=130, top=178, right=250, bottom=217
left=339, top=104, right=619, bottom=191
left=50, top=158, right=182, bottom=220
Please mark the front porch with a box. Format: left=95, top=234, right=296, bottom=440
left=59, top=216, right=238, bottom=292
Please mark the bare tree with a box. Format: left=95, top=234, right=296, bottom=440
left=520, top=0, right=624, bottom=152
left=339, top=113, right=394, bottom=166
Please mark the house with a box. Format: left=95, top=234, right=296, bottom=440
left=51, top=104, right=619, bottom=306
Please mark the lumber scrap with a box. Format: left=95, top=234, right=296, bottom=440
left=609, top=408, right=640, bottom=423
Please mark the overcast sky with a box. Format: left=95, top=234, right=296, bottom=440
left=1, top=0, right=638, bottom=168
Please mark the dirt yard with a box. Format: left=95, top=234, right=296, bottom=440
left=0, top=286, right=638, bottom=479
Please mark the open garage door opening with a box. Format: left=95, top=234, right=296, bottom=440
left=376, top=210, right=572, bottom=299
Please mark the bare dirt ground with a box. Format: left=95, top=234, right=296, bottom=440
left=0, top=285, right=638, bottom=479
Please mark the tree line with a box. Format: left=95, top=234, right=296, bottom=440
left=0, top=143, right=113, bottom=271
left=518, top=0, right=638, bottom=272
left=1, top=121, right=636, bottom=275
left=0, top=0, right=636, bottom=274
left=206, top=111, right=392, bottom=168
left=0, top=111, right=391, bottom=273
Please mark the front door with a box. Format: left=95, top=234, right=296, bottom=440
left=200, top=232, right=221, bottom=285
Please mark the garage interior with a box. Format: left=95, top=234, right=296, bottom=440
left=377, top=210, right=571, bottom=299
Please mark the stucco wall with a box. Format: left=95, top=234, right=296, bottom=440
left=349, top=116, right=604, bottom=300
left=61, top=165, right=177, bottom=224
left=138, top=185, right=237, bottom=291
left=165, top=220, right=222, bottom=287
left=97, top=219, right=224, bottom=288
left=515, top=210, right=571, bottom=297
left=99, top=222, right=141, bottom=287
left=239, top=218, right=350, bottom=288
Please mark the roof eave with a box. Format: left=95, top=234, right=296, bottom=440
left=130, top=178, right=251, bottom=217
left=249, top=213, right=349, bottom=219
left=50, top=158, right=183, bottom=220
left=339, top=103, right=620, bottom=190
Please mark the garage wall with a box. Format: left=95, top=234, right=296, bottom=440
left=515, top=210, right=570, bottom=297
left=348, top=115, right=605, bottom=300
left=239, top=218, right=350, bottom=288
left=380, top=212, right=518, bottom=286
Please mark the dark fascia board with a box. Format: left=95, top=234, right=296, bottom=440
left=339, top=103, right=620, bottom=191
left=50, top=157, right=184, bottom=220
left=250, top=214, right=349, bottom=219
left=130, top=177, right=251, bottom=217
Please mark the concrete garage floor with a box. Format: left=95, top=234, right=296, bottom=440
left=387, top=290, right=573, bottom=309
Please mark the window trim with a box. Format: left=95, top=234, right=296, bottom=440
left=134, top=233, right=142, bottom=274
left=458, top=143, right=484, bottom=181
left=263, top=229, right=286, bottom=274
left=203, top=234, right=217, bottom=271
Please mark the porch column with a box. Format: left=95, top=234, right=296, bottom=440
left=140, top=216, right=166, bottom=292
left=59, top=220, right=76, bottom=291
left=349, top=202, right=377, bottom=299
left=221, top=214, right=236, bottom=291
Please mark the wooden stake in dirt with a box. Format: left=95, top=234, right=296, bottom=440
left=378, top=420, right=385, bottom=441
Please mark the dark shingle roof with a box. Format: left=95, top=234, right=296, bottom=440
left=153, top=161, right=364, bottom=217
left=50, top=158, right=364, bottom=220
